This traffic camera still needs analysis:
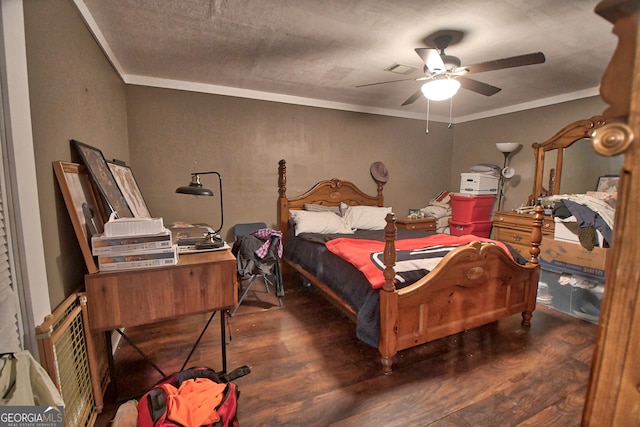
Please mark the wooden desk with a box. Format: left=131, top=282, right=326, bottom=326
left=85, top=250, right=237, bottom=330
left=84, top=249, right=237, bottom=378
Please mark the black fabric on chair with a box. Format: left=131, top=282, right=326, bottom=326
left=230, top=223, right=283, bottom=316
left=234, top=222, right=267, bottom=240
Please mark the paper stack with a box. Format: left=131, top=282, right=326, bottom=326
left=103, top=214, right=165, bottom=237
left=92, top=215, right=178, bottom=271
left=169, top=225, right=229, bottom=253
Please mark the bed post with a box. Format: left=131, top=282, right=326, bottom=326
left=526, top=204, right=544, bottom=267
left=375, top=181, right=385, bottom=206
left=278, top=159, right=288, bottom=237
left=379, top=213, right=398, bottom=375
left=278, top=159, right=297, bottom=282
left=522, top=204, right=544, bottom=327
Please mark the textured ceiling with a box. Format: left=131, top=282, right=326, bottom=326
left=76, top=0, right=615, bottom=123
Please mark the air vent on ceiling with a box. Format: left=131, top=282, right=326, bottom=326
left=384, top=63, right=418, bottom=75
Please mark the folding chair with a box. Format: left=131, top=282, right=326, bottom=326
left=230, top=223, right=283, bottom=316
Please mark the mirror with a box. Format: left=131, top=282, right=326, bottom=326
left=530, top=116, right=621, bottom=202
left=561, top=139, right=622, bottom=194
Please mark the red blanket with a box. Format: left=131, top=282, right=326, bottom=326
left=325, top=234, right=512, bottom=289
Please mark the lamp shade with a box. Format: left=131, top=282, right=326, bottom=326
left=421, top=77, right=461, bottom=101
left=175, top=174, right=214, bottom=196
left=495, top=142, right=521, bottom=153
left=175, top=184, right=213, bottom=196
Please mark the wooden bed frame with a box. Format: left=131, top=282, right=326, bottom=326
left=277, top=159, right=544, bottom=374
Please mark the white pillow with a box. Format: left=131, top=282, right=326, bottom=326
left=343, top=205, right=392, bottom=230
left=289, top=210, right=354, bottom=236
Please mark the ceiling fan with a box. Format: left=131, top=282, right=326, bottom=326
left=357, top=30, right=546, bottom=106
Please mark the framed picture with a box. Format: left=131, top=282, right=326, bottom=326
left=596, top=175, right=620, bottom=193
left=107, top=161, right=151, bottom=218
left=71, top=139, right=133, bottom=219
left=53, top=161, right=106, bottom=273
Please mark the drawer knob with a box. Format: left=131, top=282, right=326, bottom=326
left=513, top=234, right=522, bottom=242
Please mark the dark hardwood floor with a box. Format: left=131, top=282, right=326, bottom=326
left=96, top=278, right=596, bottom=426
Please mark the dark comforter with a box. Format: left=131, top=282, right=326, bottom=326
left=283, top=228, right=526, bottom=347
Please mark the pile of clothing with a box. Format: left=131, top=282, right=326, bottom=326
left=549, top=192, right=616, bottom=249
left=420, top=191, right=452, bottom=234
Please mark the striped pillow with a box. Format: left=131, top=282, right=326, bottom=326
left=304, top=203, right=342, bottom=216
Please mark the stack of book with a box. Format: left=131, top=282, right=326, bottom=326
left=92, top=217, right=178, bottom=271
left=169, top=225, right=229, bottom=253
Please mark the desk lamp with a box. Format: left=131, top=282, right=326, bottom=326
left=495, top=143, right=521, bottom=210
left=176, top=171, right=224, bottom=247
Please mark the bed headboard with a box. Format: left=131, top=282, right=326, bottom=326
left=277, top=159, right=385, bottom=236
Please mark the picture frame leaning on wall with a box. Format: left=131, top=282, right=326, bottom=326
left=71, top=139, right=133, bottom=219
left=107, top=160, right=151, bottom=218
left=596, top=175, right=620, bottom=193
left=52, top=161, right=105, bottom=273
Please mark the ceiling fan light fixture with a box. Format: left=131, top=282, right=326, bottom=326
left=421, top=77, right=461, bottom=101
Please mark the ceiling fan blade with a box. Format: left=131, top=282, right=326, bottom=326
left=415, top=48, right=446, bottom=73
left=464, top=52, right=545, bottom=74
left=356, top=77, right=418, bottom=88
left=401, top=89, right=424, bottom=106
left=458, top=76, right=502, bottom=96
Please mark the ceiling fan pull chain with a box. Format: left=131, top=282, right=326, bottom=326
left=425, top=98, right=430, bottom=134
left=448, top=96, right=453, bottom=129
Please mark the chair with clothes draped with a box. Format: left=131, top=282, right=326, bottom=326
left=230, top=222, right=283, bottom=316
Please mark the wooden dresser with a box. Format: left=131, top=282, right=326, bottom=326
left=492, top=210, right=555, bottom=256
left=395, top=217, right=436, bottom=231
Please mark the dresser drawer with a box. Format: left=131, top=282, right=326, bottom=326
left=395, top=218, right=436, bottom=231
left=493, top=226, right=533, bottom=246
left=493, top=211, right=555, bottom=233
left=492, top=227, right=532, bottom=257
left=492, top=210, right=553, bottom=257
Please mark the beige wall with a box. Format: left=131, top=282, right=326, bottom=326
left=451, top=96, right=608, bottom=211
left=24, top=0, right=129, bottom=307
left=125, top=86, right=454, bottom=242
left=125, top=86, right=607, bottom=242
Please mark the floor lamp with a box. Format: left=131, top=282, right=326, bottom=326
left=495, top=143, right=521, bottom=211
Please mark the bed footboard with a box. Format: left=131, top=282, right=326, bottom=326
left=378, top=206, right=543, bottom=375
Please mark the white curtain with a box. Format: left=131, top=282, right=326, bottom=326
left=0, top=79, right=21, bottom=353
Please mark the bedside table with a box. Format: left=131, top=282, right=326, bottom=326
left=395, top=217, right=436, bottom=231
